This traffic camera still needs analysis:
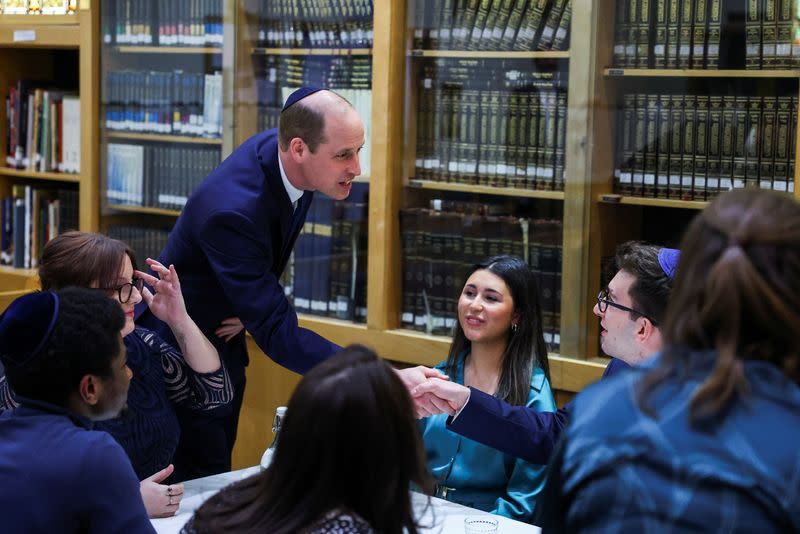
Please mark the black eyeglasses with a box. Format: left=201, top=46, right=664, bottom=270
left=100, top=277, right=144, bottom=303
left=597, top=288, right=658, bottom=325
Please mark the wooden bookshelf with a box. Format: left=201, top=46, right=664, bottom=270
left=0, top=167, right=82, bottom=183
left=0, top=5, right=99, bottom=282
left=105, top=132, right=224, bottom=145
left=410, top=50, right=569, bottom=59
left=408, top=179, right=566, bottom=200
left=106, top=204, right=182, bottom=217
left=604, top=68, right=800, bottom=78
left=114, top=46, right=222, bottom=54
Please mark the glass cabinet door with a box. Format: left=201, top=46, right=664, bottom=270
left=236, top=0, right=373, bottom=325
left=99, top=0, right=229, bottom=261
left=402, top=0, right=572, bottom=351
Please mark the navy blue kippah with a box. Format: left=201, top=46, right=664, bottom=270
left=658, top=248, right=680, bottom=280
left=281, top=86, right=326, bottom=112
left=0, top=291, right=59, bottom=370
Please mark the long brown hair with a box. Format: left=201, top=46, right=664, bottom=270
left=38, top=231, right=137, bottom=290
left=639, top=189, right=800, bottom=422
left=189, top=344, right=433, bottom=534
left=446, top=255, right=550, bottom=406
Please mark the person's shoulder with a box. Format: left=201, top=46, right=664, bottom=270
left=304, top=509, right=375, bottom=534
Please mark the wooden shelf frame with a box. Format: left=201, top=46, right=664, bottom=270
left=105, top=132, right=224, bottom=145
left=0, top=167, right=81, bottom=182
left=408, top=179, right=565, bottom=199
left=114, top=46, right=222, bottom=54
left=409, top=49, right=569, bottom=59
left=106, top=204, right=182, bottom=217
left=598, top=195, right=708, bottom=210
left=251, top=47, right=372, bottom=56
left=0, top=14, right=80, bottom=47
left=604, top=67, right=800, bottom=78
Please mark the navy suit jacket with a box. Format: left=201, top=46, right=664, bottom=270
left=137, top=128, right=339, bottom=374
left=447, top=357, right=630, bottom=464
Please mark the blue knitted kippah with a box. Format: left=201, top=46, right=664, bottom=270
left=0, top=291, right=59, bottom=370
left=658, top=248, right=680, bottom=280
left=281, top=86, right=326, bottom=112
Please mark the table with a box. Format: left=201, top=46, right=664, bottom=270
left=151, top=466, right=541, bottom=533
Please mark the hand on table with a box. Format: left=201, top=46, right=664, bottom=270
left=140, top=464, right=184, bottom=519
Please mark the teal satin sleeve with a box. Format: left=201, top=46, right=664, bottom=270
left=492, top=369, right=557, bottom=521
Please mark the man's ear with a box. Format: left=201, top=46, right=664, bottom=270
left=288, top=137, right=306, bottom=161
left=78, top=374, right=101, bottom=406
left=636, top=316, right=655, bottom=340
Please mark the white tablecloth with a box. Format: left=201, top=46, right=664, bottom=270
left=151, top=466, right=541, bottom=534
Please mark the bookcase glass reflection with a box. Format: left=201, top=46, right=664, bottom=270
left=237, top=0, right=374, bottom=324
left=402, top=1, right=573, bottom=352
left=99, top=0, right=225, bottom=263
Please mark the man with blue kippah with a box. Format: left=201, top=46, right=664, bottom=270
left=135, top=87, right=367, bottom=480
left=0, top=288, right=154, bottom=533
left=411, top=241, right=679, bottom=465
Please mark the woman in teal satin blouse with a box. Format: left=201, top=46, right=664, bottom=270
left=419, top=255, right=555, bottom=523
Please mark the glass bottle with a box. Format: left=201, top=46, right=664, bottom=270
left=260, top=406, right=287, bottom=471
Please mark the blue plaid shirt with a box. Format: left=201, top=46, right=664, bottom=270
left=539, top=350, right=800, bottom=533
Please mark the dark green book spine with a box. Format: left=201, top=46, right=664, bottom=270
left=644, top=95, right=659, bottom=197
left=632, top=93, right=647, bottom=196
left=656, top=94, right=671, bottom=198
left=720, top=96, right=736, bottom=192
left=614, top=0, right=630, bottom=66
left=653, top=0, right=667, bottom=68
left=760, top=96, right=777, bottom=190
left=746, top=0, right=761, bottom=69
left=678, top=0, right=694, bottom=68
left=706, top=0, right=722, bottom=68
left=666, top=0, right=680, bottom=68
left=732, top=96, right=748, bottom=189
left=744, top=95, right=762, bottom=189
left=693, top=95, right=709, bottom=200
left=706, top=95, right=723, bottom=199
left=691, top=0, right=708, bottom=69
left=618, top=93, right=636, bottom=195
left=773, top=96, right=791, bottom=192
left=681, top=94, right=696, bottom=199
left=762, top=0, right=778, bottom=68
left=776, top=0, right=793, bottom=68
left=669, top=94, right=685, bottom=199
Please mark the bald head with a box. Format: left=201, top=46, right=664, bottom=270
left=278, top=90, right=354, bottom=152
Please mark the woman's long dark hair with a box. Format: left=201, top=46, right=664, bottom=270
left=638, top=189, right=800, bottom=422
left=445, top=255, right=550, bottom=406
left=189, top=344, right=433, bottom=534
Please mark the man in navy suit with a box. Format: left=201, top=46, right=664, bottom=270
left=411, top=242, right=679, bottom=464
left=136, top=87, right=367, bottom=480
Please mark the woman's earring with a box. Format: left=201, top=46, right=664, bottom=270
left=511, top=323, right=518, bottom=333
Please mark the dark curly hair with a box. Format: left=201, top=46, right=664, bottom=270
left=4, top=287, right=125, bottom=407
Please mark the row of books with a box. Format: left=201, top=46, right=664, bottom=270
left=615, top=93, right=798, bottom=200
left=104, top=70, right=222, bottom=138
left=255, top=54, right=371, bottom=129
left=107, top=225, right=170, bottom=267
left=0, top=186, right=78, bottom=269
left=0, top=0, right=76, bottom=14
left=101, top=0, right=224, bottom=47
left=106, top=143, right=220, bottom=209
left=400, top=206, right=562, bottom=349
left=411, top=0, right=572, bottom=52
left=4, top=82, right=81, bottom=174
left=613, top=0, right=800, bottom=70
left=416, top=65, right=567, bottom=190
left=613, top=0, right=723, bottom=69
left=282, top=183, right=369, bottom=323
left=255, top=0, right=374, bottom=49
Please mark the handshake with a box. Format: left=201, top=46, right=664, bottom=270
left=396, top=366, right=471, bottom=418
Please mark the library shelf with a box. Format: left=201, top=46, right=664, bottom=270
left=0, top=17, right=79, bottom=47
left=105, top=132, right=223, bottom=145
left=251, top=47, right=372, bottom=56
left=107, top=204, right=181, bottom=217
left=598, top=194, right=708, bottom=210
left=409, top=179, right=566, bottom=200
left=0, top=167, right=81, bottom=183
left=114, top=46, right=221, bottom=54
left=409, top=49, right=569, bottom=59
left=604, top=68, right=800, bottom=78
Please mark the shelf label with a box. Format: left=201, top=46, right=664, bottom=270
left=13, top=30, right=36, bottom=43
left=607, top=68, right=624, bottom=76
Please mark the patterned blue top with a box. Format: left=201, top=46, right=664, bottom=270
left=0, top=327, right=233, bottom=480
left=420, top=353, right=556, bottom=523
left=542, top=350, right=800, bottom=532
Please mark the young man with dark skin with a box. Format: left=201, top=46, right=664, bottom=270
left=411, top=242, right=678, bottom=464
left=0, top=288, right=154, bottom=533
